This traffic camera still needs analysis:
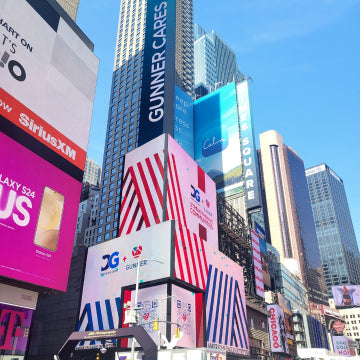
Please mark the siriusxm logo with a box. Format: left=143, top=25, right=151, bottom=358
left=101, top=251, right=119, bottom=272
left=201, top=126, right=228, bottom=157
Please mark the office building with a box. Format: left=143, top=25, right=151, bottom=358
left=194, top=24, right=244, bottom=96
left=55, top=0, right=79, bottom=21
left=83, top=157, right=101, bottom=186
left=96, top=0, right=194, bottom=243
left=259, top=130, right=327, bottom=305
left=306, top=164, right=360, bottom=295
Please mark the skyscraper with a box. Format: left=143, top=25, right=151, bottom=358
left=96, top=0, right=194, bottom=243
left=306, top=164, right=360, bottom=296
left=194, top=24, right=244, bottom=95
left=259, top=130, right=327, bottom=304
left=83, top=157, right=101, bottom=186
left=55, top=0, right=79, bottom=21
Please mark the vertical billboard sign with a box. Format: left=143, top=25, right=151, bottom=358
left=236, top=81, right=262, bottom=209
left=332, top=285, right=360, bottom=307
left=138, top=0, right=176, bottom=146
left=194, top=83, right=243, bottom=196
left=251, top=229, right=264, bottom=298
left=0, top=0, right=98, bottom=291
left=174, top=86, right=194, bottom=158
left=255, top=222, right=271, bottom=289
left=332, top=336, right=357, bottom=356
left=267, top=304, right=289, bottom=353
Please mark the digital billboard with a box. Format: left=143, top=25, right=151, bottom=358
left=332, top=336, right=357, bottom=356
left=236, top=81, right=262, bottom=209
left=332, top=285, right=360, bottom=307
left=119, top=134, right=218, bottom=249
left=0, top=303, right=34, bottom=353
left=0, top=0, right=98, bottom=290
left=194, top=83, right=242, bottom=195
left=0, top=133, right=81, bottom=290
left=255, top=222, right=271, bottom=289
left=79, top=222, right=173, bottom=332
left=267, top=304, right=289, bottom=353
left=138, top=0, right=176, bottom=146
left=79, top=219, right=249, bottom=355
left=251, top=229, right=264, bottom=298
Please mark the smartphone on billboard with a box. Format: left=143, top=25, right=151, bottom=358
left=33, top=187, right=64, bottom=252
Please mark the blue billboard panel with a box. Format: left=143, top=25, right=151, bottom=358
left=236, top=81, right=262, bottom=209
left=174, top=86, right=194, bottom=158
left=194, top=82, right=243, bottom=194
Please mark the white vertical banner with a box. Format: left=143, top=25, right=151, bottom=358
left=251, top=229, right=264, bottom=298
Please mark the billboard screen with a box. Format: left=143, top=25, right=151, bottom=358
left=79, top=222, right=173, bottom=332
left=194, top=83, right=242, bottom=195
left=0, top=0, right=98, bottom=290
left=119, top=134, right=218, bottom=249
left=174, top=86, right=194, bottom=158
left=332, top=336, right=357, bottom=356
left=0, top=304, right=34, bottom=353
left=332, top=285, right=360, bottom=307
left=0, top=0, right=98, bottom=171
left=255, top=222, right=271, bottom=289
left=251, top=229, right=264, bottom=298
left=236, top=81, right=262, bottom=209
left=0, top=133, right=81, bottom=290
left=267, top=304, right=289, bottom=353
left=138, top=0, right=176, bottom=146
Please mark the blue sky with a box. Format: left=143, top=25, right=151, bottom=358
left=77, top=0, right=360, bottom=246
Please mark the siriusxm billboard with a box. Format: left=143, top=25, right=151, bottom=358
left=194, top=82, right=242, bottom=194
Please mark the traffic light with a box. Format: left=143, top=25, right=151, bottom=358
left=153, top=319, right=158, bottom=331
left=95, top=353, right=100, bottom=360
left=175, top=326, right=180, bottom=338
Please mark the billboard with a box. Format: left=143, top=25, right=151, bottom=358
left=0, top=304, right=33, bottom=353
left=332, top=336, right=357, bottom=356
left=255, top=222, right=271, bottom=289
left=0, top=133, right=81, bottom=290
left=79, top=222, right=173, bottom=332
left=174, top=86, right=194, bottom=158
left=0, top=0, right=98, bottom=290
left=138, top=0, right=176, bottom=146
left=236, top=81, right=262, bottom=209
left=332, top=285, right=360, bottom=307
left=194, top=83, right=242, bottom=195
left=267, top=304, right=289, bottom=353
left=251, top=229, right=264, bottom=298
left=277, top=293, right=296, bottom=356
left=79, top=219, right=249, bottom=355
left=119, top=134, right=218, bottom=248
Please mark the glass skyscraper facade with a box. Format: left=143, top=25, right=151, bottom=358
left=194, top=24, right=243, bottom=95
left=96, top=0, right=194, bottom=243
left=259, top=131, right=327, bottom=304
left=306, top=164, right=360, bottom=296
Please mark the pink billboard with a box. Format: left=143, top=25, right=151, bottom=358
left=119, top=134, right=218, bottom=248
left=0, top=132, right=81, bottom=291
left=251, top=229, right=264, bottom=298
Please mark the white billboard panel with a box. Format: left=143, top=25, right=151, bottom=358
left=79, top=222, right=172, bottom=331
left=267, top=304, right=289, bottom=353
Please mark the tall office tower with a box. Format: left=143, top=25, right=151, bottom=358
left=194, top=24, right=243, bottom=95
left=55, top=0, right=79, bottom=21
left=259, top=130, right=327, bottom=304
left=96, top=0, right=194, bottom=243
left=306, top=164, right=360, bottom=296
left=83, top=157, right=101, bottom=186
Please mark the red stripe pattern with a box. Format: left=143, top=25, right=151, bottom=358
left=119, top=153, right=164, bottom=236
left=174, top=225, right=209, bottom=290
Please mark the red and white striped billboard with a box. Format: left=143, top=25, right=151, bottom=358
left=119, top=134, right=218, bottom=248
